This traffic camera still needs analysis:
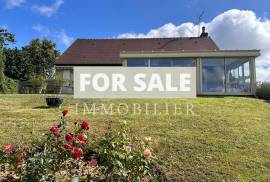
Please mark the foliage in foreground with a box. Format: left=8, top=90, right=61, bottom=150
left=0, top=109, right=159, bottom=182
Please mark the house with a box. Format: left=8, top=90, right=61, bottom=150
left=55, top=27, right=260, bottom=96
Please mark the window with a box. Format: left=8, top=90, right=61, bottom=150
left=127, top=59, right=196, bottom=67
left=127, top=59, right=148, bottom=67
left=225, top=58, right=250, bottom=93
left=172, top=59, right=195, bottom=67
left=150, top=59, right=171, bottom=67
left=150, top=59, right=195, bottom=67
left=202, top=59, right=225, bottom=92
left=202, top=58, right=251, bottom=93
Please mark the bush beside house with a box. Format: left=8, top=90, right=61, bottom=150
left=51, top=74, right=66, bottom=94
left=31, top=75, right=47, bottom=94
left=256, top=82, right=270, bottom=100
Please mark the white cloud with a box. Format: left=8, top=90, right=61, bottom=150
left=118, top=9, right=270, bottom=81
left=32, top=24, right=50, bottom=36
left=57, top=30, right=74, bottom=47
left=32, top=24, right=74, bottom=47
left=5, top=0, right=25, bottom=9
left=32, top=0, right=64, bottom=17
left=118, top=23, right=198, bottom=38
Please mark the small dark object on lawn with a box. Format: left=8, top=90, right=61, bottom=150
left=46, top=97, right=63, bottom=108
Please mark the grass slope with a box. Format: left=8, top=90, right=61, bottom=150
left=0, top=94, right=270, bottom=181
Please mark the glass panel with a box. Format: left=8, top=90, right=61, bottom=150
left=172, top=59, right=196, bottom=67
left=225, top=58, right=251, bottom=93
left=127, top=59, right=148, bottom=67
left=202, top=59, right=225, bottom=92
left=150, top=59, right=172, bottom=67
left=150, top=59, right=196, bottom=67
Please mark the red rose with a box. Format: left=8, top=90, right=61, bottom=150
left=81, top=121, right=90, bottom=130
left=50, top=127, right=60, bottom=137
left=62, top=109, right=69, bottom=116
left=65, top=133, right=74, bottom=142
left=77, top=134, right=87, bottom=142
left=3, top=144, right=13, bottom=154
left=64, top=144, right=73, bottom=151
left=72, top=147, right=83, bottom=159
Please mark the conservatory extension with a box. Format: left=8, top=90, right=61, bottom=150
left=121, top=50, right=259, bottom=95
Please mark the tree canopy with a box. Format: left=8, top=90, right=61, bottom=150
left=0, top=28, right=15, bottom=92
left=4, top=38, right=60, bottom=81
left=0, top=29, right=15, bottom=49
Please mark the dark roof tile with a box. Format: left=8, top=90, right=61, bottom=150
left=56, top=37, right=219, bottom=65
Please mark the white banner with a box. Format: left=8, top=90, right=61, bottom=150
left=74, top=67, right=196, bottom=98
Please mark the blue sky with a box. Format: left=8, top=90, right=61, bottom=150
left=1, top=0, right=269, bottom=51
left=1, top=0, right=270, bottom=81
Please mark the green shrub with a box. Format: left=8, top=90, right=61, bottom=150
left=53, top=74, right=66, bottom=87
left=31, top=75, right=47, bottom=88
left=0, top=77, right=18, bottom=94
left=3, top=77, right=18, bottom=93
left=256, top=82, right=270, bottom=100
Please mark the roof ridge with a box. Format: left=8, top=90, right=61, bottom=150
left=76, top=37, right=209, bottom=41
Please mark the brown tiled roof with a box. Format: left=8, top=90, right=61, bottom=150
left=56, top=37, right=219, bottom=65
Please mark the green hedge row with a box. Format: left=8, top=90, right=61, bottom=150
left=18, top=79, right=67, bottom=94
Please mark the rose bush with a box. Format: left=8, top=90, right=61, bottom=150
left=0, top=110, right=161, bottom=181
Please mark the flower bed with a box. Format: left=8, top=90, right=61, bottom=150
left=0, top=110, right=163, bottom=181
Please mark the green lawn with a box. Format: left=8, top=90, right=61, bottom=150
left=0, top=94, right=270, bottom=181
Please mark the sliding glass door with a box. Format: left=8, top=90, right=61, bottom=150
left=202, top=58, right=251, bottom=94
left=225, top=58, right=251, bottom=93
left=202, top=59, right=225, bottom=92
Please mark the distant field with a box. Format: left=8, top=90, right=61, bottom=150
left=0, top=94, right=270, bottom=181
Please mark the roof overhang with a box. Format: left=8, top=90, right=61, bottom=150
left=120, top=50, right=261, bottom=59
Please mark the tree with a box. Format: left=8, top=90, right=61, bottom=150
left=3, top=38, right=60, bottom=81
left=23, top=38, right=60, bottom=78
left=0, top=28, right=15, bottom=92
left=4, top=48, right=34, bottom=81
left=0, top=29, right=15, bottom=49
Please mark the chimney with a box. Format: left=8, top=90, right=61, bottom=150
left=200, top=26, right=208, bottom=37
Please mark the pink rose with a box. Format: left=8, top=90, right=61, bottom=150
left=3, top=144, right=13, bottom=154
left=89, top=159, right=97, bottom=167
left=143, top=149, right=152, bottom=158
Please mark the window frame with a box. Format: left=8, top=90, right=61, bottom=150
left=200, top=57, right=253, bottom=95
